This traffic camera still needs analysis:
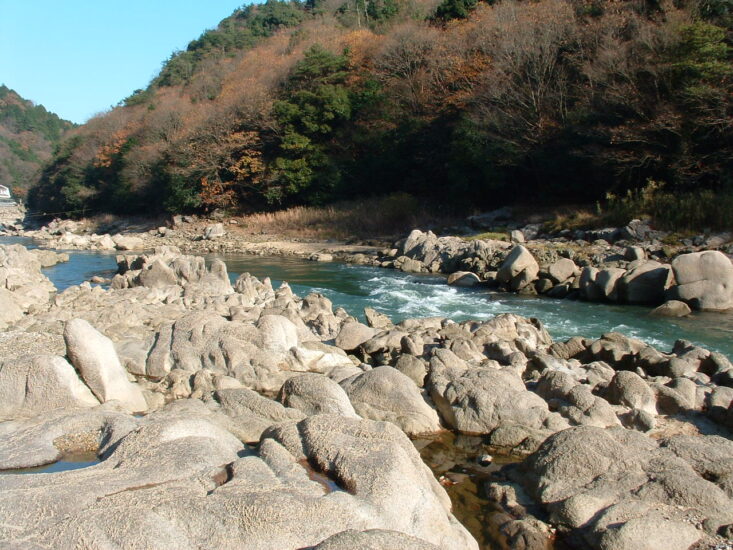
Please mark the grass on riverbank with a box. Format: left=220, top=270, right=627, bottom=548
left=236, top=194, right=461, bottom=240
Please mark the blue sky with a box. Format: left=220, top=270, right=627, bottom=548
left=0, top=0, right=249, bottom=124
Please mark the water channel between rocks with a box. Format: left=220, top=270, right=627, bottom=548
left=3, top=236, right=733, bottom=548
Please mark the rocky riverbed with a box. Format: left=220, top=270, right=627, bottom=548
left=6, top=204, right=733, bottom=318
left=0, top=241, right=732, bottom=549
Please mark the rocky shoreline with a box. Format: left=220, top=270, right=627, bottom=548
left=0, top=239, right=732, bottom=549
left=6, top=204, right=733, bottom=317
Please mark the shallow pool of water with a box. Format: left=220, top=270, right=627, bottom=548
left=0, top=452, right=100, bottom=475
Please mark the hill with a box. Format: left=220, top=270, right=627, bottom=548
left=28, top=0, right=733, bottom=224
left=0, top=85, right=74, bottom=200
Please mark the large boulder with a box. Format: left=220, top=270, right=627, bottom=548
left=63, top=319, right=148, bottom=413
left=278, top=373, right=358, bottom=418
left=0, top=409, right=477, bottom=550
left=335, top=321, right=376, bottom=351
left=497, top=246, right=539, bottom=291
left=427, top=349, right=562, bottom=436
left=341, top=366, right=442, bottom=436
left=617, top=261, right=674, bottom=305
left=668, top=250, right=733, bottom=310
left=0, top=354, right=99, bottom=419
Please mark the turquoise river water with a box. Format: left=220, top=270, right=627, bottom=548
left=3, top=235, right=733, bottom=358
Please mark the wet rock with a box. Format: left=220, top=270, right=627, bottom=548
left=64, top=319, right=148, bottom=413
left=447, top=271, right=481, bottom=287
left=650, top=300, right=692, bottom=317
left=341, top=366, right=441, bottom=436
left=668, top=250, right=733, bottom=310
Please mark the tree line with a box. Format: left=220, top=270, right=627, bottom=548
left=28, top=0, right=732, bottom=221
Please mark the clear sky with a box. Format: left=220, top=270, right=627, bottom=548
left=0, top=0, right=249, bottom=124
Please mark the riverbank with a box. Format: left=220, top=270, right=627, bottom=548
left=0, top=242, right=731, bottom=549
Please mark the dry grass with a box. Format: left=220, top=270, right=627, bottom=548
left=237, top=193, right=459, bottom=240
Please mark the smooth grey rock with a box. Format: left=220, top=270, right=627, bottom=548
left=278, top=373, right=358, bottom=418
left=203, top=223, right=226, bottom=239
left=447, top=271, right=481, bottom=287
left=497, top=246, right=539, bottom=291
left=617, top=261, right=674, bottom=304
left=312, top=529, right=441, bottom=550
left=650, top=300, right=692, bottom=317
left=607, top=371, right=657, bottom=415
left=668, top=250, right=733, bottom=310
left=0, top=355, right=99, bottom=419
left=341, top=366, right=441, bottom=436
left=257, top=314, right=299, bottom=353
left=428, top=350, right=561, bottom=435
left=335, top=321, right=376, bottom=351
left=394, top=355, right=428, bottom=387
left=547, top=258, right=578, bottom=284
left=64, top=319, right=148, bottom=413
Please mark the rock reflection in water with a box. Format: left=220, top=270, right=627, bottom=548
left=0, top=451, right=100, bottom=475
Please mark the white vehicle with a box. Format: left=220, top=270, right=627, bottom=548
left=0, top=185, right=10, bottom=199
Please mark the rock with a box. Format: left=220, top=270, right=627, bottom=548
left=668, top=250, right=733, bottom=310
left=203, top=223, right=226, bottom=240
left=394, top=355, right=428, bottom=387
left=0, top=288, right=23, bottom=328
left=112, top=234, right=144, bottom=250
left=607, top=371, right=657, bottom=415
left=547, top=259, right=578, bottom=285
left=617, top=261, right=674, bottom=304
left=335, top=321, right=376, bottom=351
left=63, top=319, right=148, bottom=413
left=624, top=246, right=646, bottom=262
left=257, top=314, right=299, bottom=353
left=341, top=366, right=442, bottom=436
left=595, top=268, right=626, bottom=301
left=428, top=350, right=561, bottom=435
left=0, top=355, right=99, bottom=419
left=593, top=501, right=702, bottom=550
left=278, top=373, right=358, bottom=418
left=364, top=307, right=394, bottom=330
left=447, top=271, right=481, bottom=287
left=510, top=229, right=525, bottom=243
left=497, top=246, right=540, bottom=291
left=213, top=387, right=306, bottom=442
left=313, top=529, right=441, bottom=549
left=650, top=300, right=691, bottom=317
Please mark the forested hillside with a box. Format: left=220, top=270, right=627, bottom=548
left=28, top=0, right=733, bottom=218
left=0, top=86, right=74, bottom=200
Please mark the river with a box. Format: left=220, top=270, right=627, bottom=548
left=3, top=235, right=733, bottom=358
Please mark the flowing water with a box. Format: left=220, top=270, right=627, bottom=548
left=3, top=235, right=732, bottom=357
